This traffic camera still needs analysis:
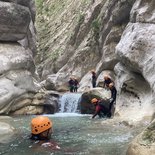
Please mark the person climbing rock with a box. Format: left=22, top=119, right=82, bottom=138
left=30, top=116, right=60, bottom=150
left=91, top=98, right=110, bottom=119
left=91, top=70, right=97, bottom=88
left=103, top=75, right=114, bottom=88
left=73, top=78, right=79, bottom=92
left=68, top=77, right=74, bottom=92
left=108, top=83, right=117, bottom=117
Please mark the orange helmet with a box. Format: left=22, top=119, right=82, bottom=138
left=31, top=116, right=52, bottom=135
left=91, top=98, right=98, bottom=104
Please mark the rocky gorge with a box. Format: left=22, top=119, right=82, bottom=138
left=0, top=0, right=155, bottom=154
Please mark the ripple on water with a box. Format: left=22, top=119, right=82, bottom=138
left=0, top=115, right=148, bottom=155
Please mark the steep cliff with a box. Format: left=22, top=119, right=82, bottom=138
left=36, top=0, right=155, bottom=120
left=0, top=0, right=46, bottom=114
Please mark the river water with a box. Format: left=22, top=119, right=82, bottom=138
left=0, top=114, right=149, bottom=155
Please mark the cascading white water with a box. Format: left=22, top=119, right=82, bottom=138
left=59, top=93, right=82, bottom=113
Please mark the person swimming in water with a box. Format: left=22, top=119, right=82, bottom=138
left=30, top=116, right=60, bottom=150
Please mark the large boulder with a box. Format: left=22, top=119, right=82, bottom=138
left=0, top=70, right=37, bottom=114
left=78, top=72, right=93, bottom=92
left=0, top=43, right=37, bottom=114
left=0, top=2, right=31, bottom=41
left=0, top=122, right=15, bottom=143
left=1, top=0, right=35, bottom=22
left=80, top=87, right=111, bottom=114
left=0, top=43, right=35, bottom=74
left=44, top=73, right=69, bottom=92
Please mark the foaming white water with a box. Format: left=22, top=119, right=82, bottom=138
left=44, top=113, right=91, bottom=117
left=59, top=93, right=82, bottom=113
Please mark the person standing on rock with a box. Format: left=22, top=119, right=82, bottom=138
left=68, top=77, right=74, bottom=92
left=91, top=98, right=110, bottom=119
left=91, top=70, right=97, bottom=88
left=73, top=78, right=79, bottom=92
left=108, top=83, right=117, bottom=117
left=103, top=75, right=114, bottom=88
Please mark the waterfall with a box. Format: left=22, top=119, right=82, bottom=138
left=59, top=93, right=82, bottom=113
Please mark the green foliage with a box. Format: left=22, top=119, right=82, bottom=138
left=142, top=129, right=155, bottom=144
left=78, top=13, right=85, bottom=24
left=35, top=0, right=44, bottom=12
left=92, top=19, right=100, bottom=33
left=91, top=19, right=100, bottom=43
left=49, top=48, right=63, bottom=62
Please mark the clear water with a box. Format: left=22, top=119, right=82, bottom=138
left=0, top=114, right=149, bottom=155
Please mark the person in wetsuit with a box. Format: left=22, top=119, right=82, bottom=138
left=30, top=116, right=60, bottom=150
left=91, top=98, right=110, bottom=119
left=91, top=70, right=97, bottom=88
left=108, top=83, right=117, bottom=117
left=68, top=77, right=74, bottom=92
left=73, top=78, right=79, bottom=92
left=103, top=75, right=114, bottom=88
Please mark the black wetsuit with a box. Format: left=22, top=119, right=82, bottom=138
left=109, top=86, right=117, bottom=117
left=73, top=79, right=79, bottom=92
left=92, top=73, right=97, bottom=88
left=68, top=79, right=74, bottom=92
left=104, top=78, right=113, bottom=87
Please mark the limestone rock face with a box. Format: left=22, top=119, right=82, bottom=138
left=0, top=43, right=35, bottom=74
left=0, top=2, right=31, bottom=41
left=114, top=63, right=153, bottom=121
left=1, top=0, right=35, bottom=22
left=131, top=0, right=155, bottom=24
left=45, top=73, right=69, bottom=92
left=78, top=72, right=93, bottom=92
left=115, top=0, right=155, bottom=121
left=116, top=23, right=155, bottom=89
left=0, top=0, right=39, bottom=114
left=115, top=0, right=155, bottom=153
left=127, top=120, right=155, bottom=155
left=0, top=43, right=36, bottom=114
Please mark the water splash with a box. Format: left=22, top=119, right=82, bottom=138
left=59, top=93, right=82, bottom=113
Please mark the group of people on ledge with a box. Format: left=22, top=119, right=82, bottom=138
left=68, top=70, right=115, bottom=92
left=68, top=77, right=79, bottom=92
